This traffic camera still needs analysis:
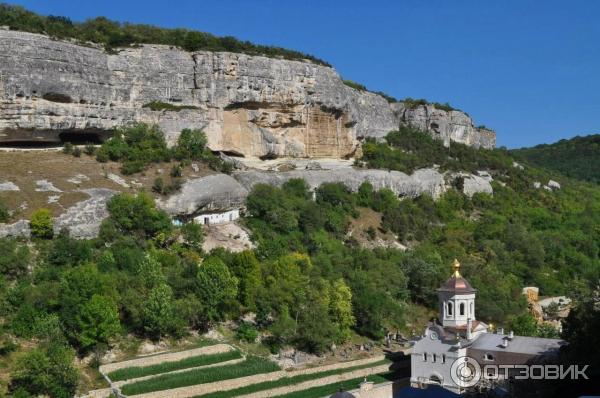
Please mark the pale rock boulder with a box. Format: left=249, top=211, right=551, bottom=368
left=450, top=172, right=494, bottom=197
left=157, top=174, right=248, bottom=216
left=0, top=219, right=31, bottom=238
left=547, top=180, right=561, bottom=190
left=53, top=188, right=117, bottom=238
left=0, top=181, right=20, bottom=191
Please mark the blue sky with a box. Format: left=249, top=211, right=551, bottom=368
left=7, top=0, right=600, bottom=148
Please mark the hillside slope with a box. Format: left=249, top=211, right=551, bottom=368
left=511, top=134, right=600, bottom=184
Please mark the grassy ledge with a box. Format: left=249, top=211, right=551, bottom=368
left=142, top=101, right=199, bottom=112
left=194, top=359, right=392, bottom=398
left=120, top=356, right=280, bottom=395
left=108, top=350, right=243, bottom=382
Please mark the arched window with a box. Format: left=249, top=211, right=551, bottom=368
left=433, top=353, right=437, bottom=362
left=447, top=302, right=453, bottom=316
left=460, top=302, right=465, bottom=316
left=423, top=352, right=428, bottom=362
left=484, top=353, right=495, bottom=361
left=442, top=354, right=446, bottom=363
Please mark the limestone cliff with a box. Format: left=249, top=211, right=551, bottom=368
left=0, top=30, right=495, bottom=155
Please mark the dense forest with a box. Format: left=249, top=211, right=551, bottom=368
left=0, top=3, right=330, bottom=65
left=511, top=134, right=600, bottom=184
left=1, top=123, right=599, bottom=396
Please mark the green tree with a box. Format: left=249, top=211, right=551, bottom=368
left=507, top=312, right=538, bottom=337
left=143, top=283, right=180, bottom=339
left=195, top=257, right=238, bottom=324
left=181, top=222, right=204, bottom=249
left=176, top=129, right=208, bottom=160
left=59, top=264, right=117, bottom=345
left=10, top=343, right=78, bottom=398
left=106, top=192, right=172, bottom=239
left=230, top=251, right=262, bottom=310
left=30, top=208, right=53, bottom=238
left=329, top=279, right=355, bottom=343
left=75, top=294, right=121, bottom=349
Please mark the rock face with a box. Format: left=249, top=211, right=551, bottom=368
left=234, top=168, right=449, bottom=199
left=53, top=188, right=117, bottom=238
left=390, top=102, right=496, bottom=149
left=0, top=30, right=495, bottom=155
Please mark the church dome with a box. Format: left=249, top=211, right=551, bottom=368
left=437, top=259, right=476, bottom=293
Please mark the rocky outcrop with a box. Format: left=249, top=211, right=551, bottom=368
left=234, top=168, right=448, bottom=199
left=0, top=188, right=116, bottom=239
left=157, top=174, right=248, bottom=216
left=0, top=30, right=495, bottom=155
left=0, top=219, right=30, bottom=238
left=53, top=188, right=117, bottom=238
left=390, top=102, right=496, bottom=149
left=450, top=172, right=494, bottom=197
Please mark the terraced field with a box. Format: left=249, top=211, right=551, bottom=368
left=94, top=343, right=396, bottom=398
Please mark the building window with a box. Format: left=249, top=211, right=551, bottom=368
left=423, top=353, right=428, bottom=362
left=433, top=353, right=437, bottom=362
left=460, top=303, right=465, bottom=316
left=484, top=353, right=495, bottom=361
left=442, top=354, right=446, bottom=363
left=447, top=302, right=453, bottom=316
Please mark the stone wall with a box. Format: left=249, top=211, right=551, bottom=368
left=0, top=30, right=495, bottom=155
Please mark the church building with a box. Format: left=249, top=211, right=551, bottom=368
left=410, top=259, right=565, bottom=394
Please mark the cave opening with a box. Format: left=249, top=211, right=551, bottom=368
left=0, top=130, right=111, bottom=148
left=58, top=131, right=106, bottom=144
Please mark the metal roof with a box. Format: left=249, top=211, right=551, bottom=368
left=469, top=333, right=565, bottom=355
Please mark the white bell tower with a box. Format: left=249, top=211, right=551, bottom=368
left=438, top=259, right=477, bottom=329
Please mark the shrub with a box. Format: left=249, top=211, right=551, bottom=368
left=143, top=101, right=199, bottom=112
left=0, top=199, right=9, bottom=222
left=106, top=193, right=172, bottom=239
left=96, top=123, right=171, bottom=174
left=62, top=142, right=73, bottom=154
left=236, top=321, right=259, bottom=343
left=181, top=222, right=204, bottom=248
left=72, top=146, right=82, bottom=157
left=342, top=79, right=367, bottom=91
left=30, top=208, right=53, bottom=239
left=170, top=164, right=182, bottom=177
left=84, top=143, right=97, bottom=155
left=175, top=129, right=208, bottom=160
left=152, top=177, right=166, bottom=195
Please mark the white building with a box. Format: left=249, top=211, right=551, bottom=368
left=410, top=259, right=564, bottom=394
left=193, top=209, right=240, bottom=226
